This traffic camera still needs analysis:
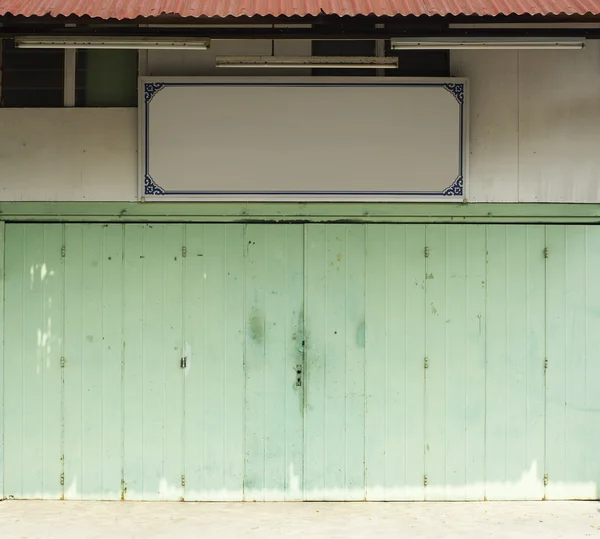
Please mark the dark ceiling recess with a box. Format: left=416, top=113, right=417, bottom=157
left=312, top=39, right=377, bottom=76
left=1, top=14, right=600, bottom=39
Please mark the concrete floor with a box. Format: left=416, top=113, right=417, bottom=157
left=1, top=501, right=600, bottom=538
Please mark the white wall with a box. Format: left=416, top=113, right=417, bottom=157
left=1, top=40, right=599, bottom=203
left=0, top=108, right=137, bottom=201
left=452, top=40, right=600, bottom=202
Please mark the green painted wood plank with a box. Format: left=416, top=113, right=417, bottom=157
left=424, top=226, right=487, bottom=500
left=304, top=224, right=366, bottom=501
left=0, top=222, right=3, bottom=499
left=364, top=224, right=391, bottom=501
left=440, top=225, right=469, bottom=501
left=464, top=226, right=487, bottom=500
left=303, top=224, right=327, bottom=500
left=365, top=224, right=426, bottom=500
left=216, top=225, right=246, bottom=500
left=3, top=224, right=25, bottom=498
left=485, top=225, right=545, bottom=500
left=546, top=225, right=600, bottom=499
left=243, top=224, right=270, bottom=501
left=583, top=227, right=600, bottom=499
left=5, top=202, right=600, bottom=224
left=243, top=225, right=304, bottom=501
left=401, top=225, right=428, bottom=500
left=99, top=225, right=125, bottom=501
left=123, top=224, right=185, bottom=501
left=5, top=225, right=65, bottom=498
left=485, top=225, right=511, bottom=500
left=123, top=224, right=185, bottom=500
left=342, top=225, right=367, bottom=501
left=162, top=225, right=185, bottom=501
left=41, top=225, right=65, bottom=499
left=63, top=225, right=85, bottom=499
left=181, top=224, right=206, bottom=500
left=545, top=225, right=568, bottom=499
left=423, top=225, right=449, bottom=500
left=140, top=225, right=168, bottom=500
left=142, top=225, right=184, bottom=501
left=182, top=224, right=209, bottom=500
left=183, top=225, right=245, bottom=501
left=122, top=224, right=145, bottom=500
left=521, top=226, right=546, bottom=501
left=64, top=225, right=124, bottom=500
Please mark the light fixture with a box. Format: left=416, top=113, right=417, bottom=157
left=215, top=56, right=398, bottom=68
left=14, top=36, right=210, bottom=50
left=390, top=37, right=586, bottom=50
left=449, top=23, right=600, bottom=29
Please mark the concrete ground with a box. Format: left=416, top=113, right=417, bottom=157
left=1, top=501, right=600, bottom=539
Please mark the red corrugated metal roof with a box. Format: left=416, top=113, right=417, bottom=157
left=1, top=0, right=600, bottom=19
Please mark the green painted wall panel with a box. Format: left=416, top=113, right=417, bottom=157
left=122, top=225, right=184, bottom=501
left=304, top=224, right=366, bottom=501
left=243, top=225, right=304, bottom=501
left=0, top=222, right=3, bottom=499
left=485, top=226, right=546, bottom=500
left=424, top=225, right=487, bottom=501
left=4, top=224, right=25, bottom=499
left=545, top=226, right=600, bottom=500
left=364, top=225, right=426, bottom=501
left=122, top=224, right=144, bottom=500
left=424, top=225, right=450, bottom=500
left=183, top=225, right=245, bottom=501
left=583, top=228, right=600, bottom=498
left=5, top=201, right=600, bottom=224
left=463, top=227, right=487, bottom=500
left=160, top=225, right=185, bottom=501
left=63, top=225, right=123, bottom=500
left=4, top=224, right=64, bottom=499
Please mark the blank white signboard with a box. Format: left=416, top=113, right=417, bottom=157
left=140, top=78, right=467, bottom=201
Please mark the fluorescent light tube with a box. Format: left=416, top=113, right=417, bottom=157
left=390, top=37, right=585, bottom=50
left=449, top=23, right=600, bottom=29
left=215, top=56, right=398, bottom=68
left=14, top=36, right=210, bottom=50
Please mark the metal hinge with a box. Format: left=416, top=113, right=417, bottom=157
left=60, top=357, right=65, bottom=368
left=296, top=365, right=303, bottom=387
left=424, top=246, right=430, bottom=258
left=544, top=473, right=548, bottom=486
left=544, top=247, right=549, bottom=258
left=181, top=357, right=187, bottom=369
left=424, top=358, right=429, bottom=369
left=424, top=475, right=428, bottom=486
left=544, top=358, right=548, bottom=371
left=60, top=473, right=65, bottom=486
left=181, top=475, right=186, bottom=487
left=182, top=246, right=187, bottom=258
left=61, top=246, right=66, bottom=258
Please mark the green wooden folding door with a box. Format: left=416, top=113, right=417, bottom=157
left=3, top=223, right=600, bottom=501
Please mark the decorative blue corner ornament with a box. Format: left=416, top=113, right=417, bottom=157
left=443, top=83, right=464, bottom=105
left=144, top=174, right=165, bottom=195
left=442, top=176, right=463, bottom=196
left=144, top=82, right=166, bottom=104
